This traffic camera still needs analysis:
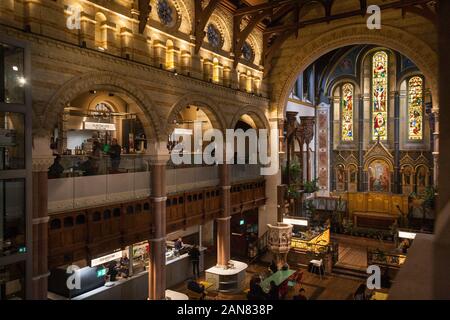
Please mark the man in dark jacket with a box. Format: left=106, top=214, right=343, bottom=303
left=108, top=138, right=121, bottom=173
left=188, top=245, right=201, bottom=278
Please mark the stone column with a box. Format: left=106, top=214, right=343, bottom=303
left=300, top=116, right=315, bottom=183
left=394, top=92, right=401, bottom=194
left=433, top=0, right=450, bottom=299
left=31, top=136, right=53, bottom=299
left=358, top=96, right=364, bottom=192
left=216, top=163, right=231, bottom=268
left=432, top=108, right=439, bottom=189
left=148, top=147, right=169, bottom=300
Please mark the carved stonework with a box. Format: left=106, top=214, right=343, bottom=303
left=267, top=222, right=293, bottom=268
left=32, top=157, right=54, bottom=172
left=267, top=223, right=292, bottom=254
left=317, top=106, right=329, bottom=192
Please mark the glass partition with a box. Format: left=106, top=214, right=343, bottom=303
left=0, top=112, right=25, bottom=170
left=0, top=261, right=26, bottom=300
left=0, top=179, right=25, bottom=256
left=1, top=42, right=25, bottom=104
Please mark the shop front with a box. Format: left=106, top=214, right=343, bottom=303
left=49, top=91, right=150, bottom=179
left=47, top=226, right=206, bottom=300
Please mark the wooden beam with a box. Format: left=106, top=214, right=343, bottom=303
left=261, top=0, right=436, bottom=75
left=194, top=0, right=221, bottom=54
left=233, top=8, right=273, bottom=67
left=138, top=0, right=151, bottom=34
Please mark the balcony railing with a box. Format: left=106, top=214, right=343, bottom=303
left=48, top=155, right=151, bottom=213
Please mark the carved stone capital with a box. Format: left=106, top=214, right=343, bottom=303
left=32, top=156, right=54, bottom=172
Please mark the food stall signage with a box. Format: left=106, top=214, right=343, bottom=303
left=91, top=251, right=122, bottom=267
left=84, top=122, right=116, bottom=131
left=283, top=217, right=308, bottom=226
left=398, top=231, right=416, bottom=239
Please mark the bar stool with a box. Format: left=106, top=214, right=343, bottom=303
left=310, top=259, right=323, bottom=280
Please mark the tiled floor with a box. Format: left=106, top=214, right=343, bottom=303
left=170, top=260, right=364, bottom=300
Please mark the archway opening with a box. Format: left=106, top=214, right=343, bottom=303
left=50, top=89, right=154, bottom=177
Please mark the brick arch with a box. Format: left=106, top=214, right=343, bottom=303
left=230, top=105, right=270, bottom=130
left=270, top=24, right=439, bottom=118
left=166, top=92, right=227, bottom=134
left=41, top=71, right=164, bottom=142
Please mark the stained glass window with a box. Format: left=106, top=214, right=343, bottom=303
left=372, top=51, right=388, bottom=140
left=408, top=76, right=423, bottom=140
left=341, top=83, right=354, bottom=141
left=207, top=24, right=222, bottom=49
left=242, top=42, right=254, bottom=62
left=157, top=0, right=174, bottom=26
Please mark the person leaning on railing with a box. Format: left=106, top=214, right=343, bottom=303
left=48, top=155, right=64, bottom=179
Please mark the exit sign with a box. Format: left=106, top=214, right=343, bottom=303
left=18, top=246, right=27, bottom=253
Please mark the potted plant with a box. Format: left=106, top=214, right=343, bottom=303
left=303, top=178, right=319, bottom=195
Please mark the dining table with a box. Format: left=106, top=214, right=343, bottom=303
left=261, top=269, right=296, bottom=292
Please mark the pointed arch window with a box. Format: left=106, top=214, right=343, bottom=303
left=341, top=83, right=354, bottom=141
left=372, top=51, right=388, bottom=140
left=408, top=76, right=424, bottom=140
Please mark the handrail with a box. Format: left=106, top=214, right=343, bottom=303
left=367, top=249, right=406, bottom=268
left=248, top=230, right=270, bottom=265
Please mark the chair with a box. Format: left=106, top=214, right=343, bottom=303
left=288, top=271, right=303, bottom=288
left=310, top=259, right=323, bottom=280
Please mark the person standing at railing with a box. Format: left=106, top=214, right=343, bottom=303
left=108, top=138, right=121, bottom=173
left=48, top=155, right=64, bottom=179
left=90, top=140, right=102, bottom=175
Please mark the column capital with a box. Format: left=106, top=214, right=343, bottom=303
left=145, top=141, right=171, bottom=165
left=32, top=156, right=54, bottom=172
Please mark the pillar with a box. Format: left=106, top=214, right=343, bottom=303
left=432, top=108, right=439, bottom=189
left=216, top=163, right=231, bottom=268
left=394, top=91, right=401, bottom=193
left=433, top=0, right=450, bottom=299
left=358, top=96, right=364, bottom=192
left=31, top=136, right=53, bottom=299
left=148, top=148, right=169, bottom=300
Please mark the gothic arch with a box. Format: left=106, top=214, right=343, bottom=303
left=166, top=92, right=227, bottom=134
left=230, top=106, right=270, bottom=130
left=41, top=71, right=164, bottom=142
left=270, top=23, right=439, bottom=118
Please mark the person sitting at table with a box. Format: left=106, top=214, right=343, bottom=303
left=269, top=260, right=278, bottom=274
left=187, top=278, right=206, bottom=300
left=247, top=276, right=268, bottom=300
left=268, top=281, right=279, bottom=300
left=353, top=283, right=367, bottom=300
left=48, top=155, right=64, bottom=179
left=293, top=288, right=308, bottom=300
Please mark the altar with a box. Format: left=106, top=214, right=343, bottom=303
left=340, top=192, right=408, bottom=229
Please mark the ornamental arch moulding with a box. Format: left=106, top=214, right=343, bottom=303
left=166, top=92, right=227, bottom=135
left=41, top=71, right=164, bottom=143
left=270, top=24, right=438, bottom=119
left=230, top=105, right=270, bottom=131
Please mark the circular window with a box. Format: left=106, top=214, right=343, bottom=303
left=206, top=24, right=223, bottom=49
left=157, top=0, right=176, bottom=27
left=242, top=41, right=254, bottom=62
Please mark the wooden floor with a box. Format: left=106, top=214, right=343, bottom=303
left=169, top=261, right=363, bottom=300
left=336, top=244, right=367, bottom=271
left=333, top=234, right=396, bottom=271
